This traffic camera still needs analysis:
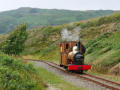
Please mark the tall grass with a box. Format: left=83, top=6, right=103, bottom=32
left=85, top=31, right=120, bottom=74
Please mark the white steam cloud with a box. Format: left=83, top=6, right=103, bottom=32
left=61, top=27, right=81, bottom=41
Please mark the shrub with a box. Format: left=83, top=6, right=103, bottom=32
left=0, top=24, right=28, bottom=55
left=0, top=53, right=45, bottom=90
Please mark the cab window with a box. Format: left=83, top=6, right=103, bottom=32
left=66, top=44, right=69, bottom=49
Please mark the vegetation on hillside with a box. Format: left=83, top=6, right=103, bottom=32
left=74, top=12, right=120, bottom=28
left=0, top=24, right=46, bottom=89
left=0, top=34, right=8, bottom=43
left=85, top=32, right=120, bottom=74
left=0, top=7, right=114, bottom=34
left=23, top=12, right=120, bottom=75
left=0, top=24, right=28, bottom=55
left=0, top=52, right=45, bottom=90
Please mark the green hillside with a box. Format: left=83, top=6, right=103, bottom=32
left=23, top=12, right=120, bottom=75
left=0, top=7, right=115, bottom=33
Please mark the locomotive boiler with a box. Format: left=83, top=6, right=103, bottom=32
left=59, top=41, right=91, bottom=74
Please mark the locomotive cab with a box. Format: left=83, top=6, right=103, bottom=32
left=59, top=41, right=91, bottom=74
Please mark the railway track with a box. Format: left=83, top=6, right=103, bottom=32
left=25, top=59, right=120, bottom=90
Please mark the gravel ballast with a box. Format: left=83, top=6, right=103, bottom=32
left=31, top=61, right=110, bottom=90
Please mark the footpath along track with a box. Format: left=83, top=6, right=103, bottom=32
left=25, top=59, right=120, bottom=90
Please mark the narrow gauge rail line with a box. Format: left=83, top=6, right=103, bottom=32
left=25, top=59, right=120, bottom=90
left=84, top=73, right=120, bottom=86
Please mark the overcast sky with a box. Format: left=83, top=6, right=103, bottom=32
left=0, top=0, right=120, bottom=12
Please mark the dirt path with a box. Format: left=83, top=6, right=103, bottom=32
left=47, top=84, right=60, bottom=90
left=31, top=60, right=110, bottom=90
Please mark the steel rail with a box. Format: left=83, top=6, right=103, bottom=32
left=25, top=59, right=120, bottom=90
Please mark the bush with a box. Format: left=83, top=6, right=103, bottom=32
left=0, top=24, right=28, bottom=55
left=0, top=53, right=45, bottom=90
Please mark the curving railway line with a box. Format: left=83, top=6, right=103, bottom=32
left=25, top=59, right=120, bottom=90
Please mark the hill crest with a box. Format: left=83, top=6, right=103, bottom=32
left=0, top=7, right=115, bottom=34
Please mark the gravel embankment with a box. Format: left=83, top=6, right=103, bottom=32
left=31, top=61, right=110, bottom=90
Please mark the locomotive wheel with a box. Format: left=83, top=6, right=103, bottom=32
left=66, top=67, right=69, bottom=71
left=60, top=64, right=63, bottom=67
left=63, top=66, right=68, bottom=69
left=80, top=70, right=83, bottom=74
left=63, top=66, right=69, bottom=71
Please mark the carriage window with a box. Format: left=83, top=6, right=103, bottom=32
left=66, top=44, right=69, bottom=49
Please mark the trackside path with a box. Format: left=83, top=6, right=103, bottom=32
left=28, top=60, right=111, bottom=90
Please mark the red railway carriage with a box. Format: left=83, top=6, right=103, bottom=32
left=59, top=41, right=91, bottom=73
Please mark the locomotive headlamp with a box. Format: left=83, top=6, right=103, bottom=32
left=60, top=44, right=63, bottom=53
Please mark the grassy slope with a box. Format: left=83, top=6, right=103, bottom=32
left=0, top=7, right=114, bottom=34
left=23, top=12, right=120, bottom=75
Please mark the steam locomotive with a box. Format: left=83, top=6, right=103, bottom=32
left=59, top=41, right=91, bottom=74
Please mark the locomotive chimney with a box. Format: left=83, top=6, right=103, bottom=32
left=77, top=38, right=80, bottom=53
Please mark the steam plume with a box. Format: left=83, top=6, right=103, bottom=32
left=61, top=27, right=81, bottom=41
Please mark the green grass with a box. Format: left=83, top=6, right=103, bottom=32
left=38, top=67, right=86, bottom=90
left=85, top=31, right=120, bottom=73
